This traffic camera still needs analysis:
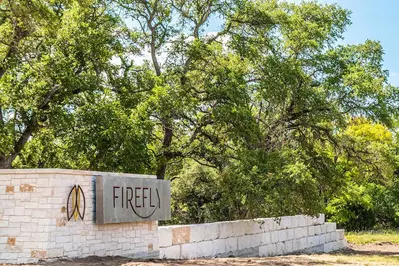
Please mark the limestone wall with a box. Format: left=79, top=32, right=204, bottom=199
left=0, top=169, right=159, bottom=264
left=159, top=215, right=347, bottom=259
left=0, top=168, right=348, bottom=264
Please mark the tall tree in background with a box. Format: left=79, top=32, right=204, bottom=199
left=1, top=0, right=398, bottom=221
left=114, top=0, right=398, bottom=178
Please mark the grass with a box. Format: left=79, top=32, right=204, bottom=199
left=312, top=231, right=399, bottom=265
left=346, top=230, right=399, bottom=244
left=333, top=254, right=399, bottom=265
left=323, top=254, right=399, bottom=265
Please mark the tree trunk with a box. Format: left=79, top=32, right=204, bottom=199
left=0, top=156, right=13, bottom=169
left=156, top=158, right=167, bottom=180
left=0, top=119, right=37, bottom=169
left=156, top=122, right=173, bottom=180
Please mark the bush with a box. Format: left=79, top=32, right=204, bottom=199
left=326, top=180, right=399, bottom=231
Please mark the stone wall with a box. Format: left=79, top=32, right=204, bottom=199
left=0, top=168, right=348, bottom=264
left=159, top=215, right=347, bottom=259
left=0, top=169, right=159, bottom=264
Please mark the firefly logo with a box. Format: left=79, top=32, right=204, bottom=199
left=112, top=186, right=160, bottom=219
left=67, top=185, right=86, bottom=221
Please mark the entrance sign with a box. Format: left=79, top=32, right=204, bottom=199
left=96, top=176, right=171, bottom=224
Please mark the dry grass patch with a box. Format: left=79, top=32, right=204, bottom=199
left=346, top=231, right=399, bottom=245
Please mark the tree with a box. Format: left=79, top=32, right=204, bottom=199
left=0, top=0, right=122, bottom=168
left=115, top=0, right=398, bottom=180
left=1, top=0, right=398, bottom=222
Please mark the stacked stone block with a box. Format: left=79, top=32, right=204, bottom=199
left=159, top=215, right=347, bottom=259
left=0, top=169, right=159, bottom=264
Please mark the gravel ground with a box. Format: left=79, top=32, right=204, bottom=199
left=3, top=243, right=399, bottom=266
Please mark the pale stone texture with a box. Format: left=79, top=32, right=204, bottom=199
left=160, top=245, right=180, bottom=259
left=159, top=214, right=347, bottom=259
left=180, top=242, right=198, bottom=259
left=172, top=226, right=190, bottom=245
left=225, top=237, right=238, bottom=253
left=189, top=224, right=206, bottom=243
left=159, top=227, right=173, bottom=248
left=219, top=222, right=234, bottom=239
left=0, top=169, right=159, bottom=265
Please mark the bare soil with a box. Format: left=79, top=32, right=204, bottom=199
left=5, top=243, right=399, bottom=266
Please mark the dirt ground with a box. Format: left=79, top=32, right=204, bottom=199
left=5, top=243, right=399, bottom=266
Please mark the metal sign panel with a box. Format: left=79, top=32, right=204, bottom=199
left=95, top=176, right=171, bottom=224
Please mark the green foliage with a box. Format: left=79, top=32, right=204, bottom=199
left=326, top=181, right=399, bottom=231
left=326, top=184, right=376, bottom=231
left=324, top=119, right=399, bottom=231
left=170, top=162, right=221, bottom=224
left=0, top=0, right=124, bottom=168
left=1, top=0, right=399, bottom=227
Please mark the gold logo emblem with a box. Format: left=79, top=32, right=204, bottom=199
left=67, top=185, right=85, bottom=221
